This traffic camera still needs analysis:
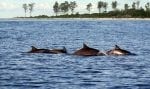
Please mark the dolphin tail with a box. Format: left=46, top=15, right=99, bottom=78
left=129, top=53, right=137, bottom=56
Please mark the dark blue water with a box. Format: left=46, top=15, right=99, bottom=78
left=0, top=19, right=150, bottom=89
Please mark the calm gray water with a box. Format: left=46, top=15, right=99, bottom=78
left=0, top=19, right=150, bottom=89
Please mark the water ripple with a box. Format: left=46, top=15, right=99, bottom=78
left=0, top=20, right=150, bottom=89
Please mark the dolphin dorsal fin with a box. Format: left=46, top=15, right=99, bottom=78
left=115, top=45, right=120, bottom=49
left=63, top=46, right=67, bottom=52
left=31, top=46, right=37, bottom=51
left=83, top=43, right=89, bottom=48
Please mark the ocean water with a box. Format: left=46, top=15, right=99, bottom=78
left=0, top=19, right=150, bottom=89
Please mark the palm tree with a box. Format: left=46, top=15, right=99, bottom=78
left=69, top=1, right=77, bottom=14
left=22, top=4, right=28, bottom=17
left=124, top=4, right=129, bottom=11
left=112, top=1, right=117, bottom=11
left=59, top=3, right=65, bottom=14
left=28, top=3, right=35, bottom=17
left=64, top=1, right=69, bottom=14
left=145, top=2, right=150, bottom=11
left=97, top=1, right=103, bottom=13
left=136, top=1, right=140, bottom=9
left=60, top=1, right=69, bottom=15
left=103, top=2, right=108, bottom=13
left=86, top=3, right=92, bottom=14
left=132, top=2, right=136, bottom=9
left=53, top=1, right=59, bottom=16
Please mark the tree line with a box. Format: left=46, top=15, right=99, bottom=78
left=22, top=1, right=150, bottom=18
left=53, top=1, right=77, bottom=16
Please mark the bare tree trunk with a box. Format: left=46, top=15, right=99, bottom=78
left=24, top=12, right=27, bottom=18
left=99, top=8, right=101, bottom=13
left=30, top=12, right=31, bottom=17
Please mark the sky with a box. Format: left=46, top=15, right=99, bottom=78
left=0, top=0, right=149, bottom=18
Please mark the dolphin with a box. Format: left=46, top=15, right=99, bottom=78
left=106, top=45, right=136, bottom=56
left=73, top=43, right=105, bottom=56
left=28, top=46, right=51, bottom=53
left=49, top=46, right=67, bottom=54
left=28, top=46, right=67, bottom=54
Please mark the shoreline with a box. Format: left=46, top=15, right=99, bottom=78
left=0, top=18, right=150, bottom=21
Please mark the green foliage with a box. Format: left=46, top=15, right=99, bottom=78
left=124, top=4, right=129, bottom=11
left=59, top=1, right=69, bottom=14
left=132, top=2, right=136, bottom=9
left=103, top=2, right=108, bottom=12
left=50, top=8, right=150, bottom=18
left=69, top=1, right=77, bottom=14
left=33, top=15, right=49, bottom=18
left=145, top=2, right=150, bottom=12
left=52, top=1, right=77, bottom=16
left=22, top=3, right=35, bottom=17
left=97, top=1, right=108, bottom=13
left=112, top=1, right=117, bottom=10
left=28, top=3, right=35, bottom=17
left=22, top=4, right=28, bottom=17
left=21, top=1, right=150, bottom=18
left=86, top=3, right=92, bottom=14
left=97, top=1, right=103, bottom=13
left=53, top=1, right=59, bottom=16
left=136, top=1, right=140, bottom=9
